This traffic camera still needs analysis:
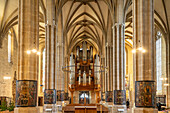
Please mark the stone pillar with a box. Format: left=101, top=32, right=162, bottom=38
left=166, top=32, right=170, bottom=107
left=113, top=0, right=126, bottom=112
left=45, top=0, right=56, bottom=90
left=110, top=46, right=113, bottom=92
left=105, top=44, right=114, bottom=108
left=44, top=0, right=56, bottom=112
left=107, top=45, right=110, bottom=91
left=107, top=45, right=113, bottom=92
left=112, top=23, right=127, bottom=113
left=167, top=37, right=170, bottom=107
left=106, top=44, right=109, bottom=92
left=105, top=44, right=113, bottom=107
left=101, top=56, right=105, bottom=102
left=101, top=35, right=106, bottom=103
left=55, top=12, right=65, bottom=112
left=133, top=0, right=157, bottom=112
left=64, top=56, right=69, bottom=104
left=64, top=57, right=68, bottom=92
left=14, top=0, right=39, bottom=113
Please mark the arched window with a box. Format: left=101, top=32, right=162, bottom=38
left=156, top=31, right=162, bottom=95
left=8, top=30, right=13, bottom=63
left=156, top=31, right=167, bottom=95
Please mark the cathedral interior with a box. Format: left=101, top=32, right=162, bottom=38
left=0, top=0, right=170, bottom=113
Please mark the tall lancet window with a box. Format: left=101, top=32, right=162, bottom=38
left=8, top=30, right=13, bottom=63
left=156, top=31, right=162, bottom=95
left=42, top=48, right=46, bottom=92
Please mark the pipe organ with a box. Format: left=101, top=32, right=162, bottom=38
left=69, top=41, right=101, bottom=104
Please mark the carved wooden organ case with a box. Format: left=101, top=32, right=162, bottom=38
left=69, top=42, right=101, bottom=93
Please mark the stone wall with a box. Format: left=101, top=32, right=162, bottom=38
left=0, top=35, right=18, bottom=98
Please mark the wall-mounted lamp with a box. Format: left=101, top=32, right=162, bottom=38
left=132, top=47, right=146, bottom=53
left=27, top=50, right=31, bottom=54
left=160, top=77, right=167, bottom=80
left=3, top=76, right=11, bottom=80
left=26, top=49, right=41, bottom=55
left=32, top=49, right=37, bottom=53
left=164, top=84, right=169, bottom=86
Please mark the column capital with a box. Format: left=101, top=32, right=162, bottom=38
left=105, top=43, right=113, bottom=47
left=105, top=42, right=108, bottom=47
left=45, top=23, right=56, bottom=27
left=113, top=23, right=125, bottom=27
left=57, top=42, right=64, bottom=47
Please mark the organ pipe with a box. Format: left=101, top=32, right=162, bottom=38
left=83, top=71, right=86, bottom=86
left=94, top=54, right=100, bottom=85
left=90, top=46, right=93, bottom=61
left=77, top=46, right=80, bottom=60
left=89, top=70, right=91, bottom=85
left=89, top=76, right=91, bottom=85
left=83, top=41, right=87, bottom=61
left=79, top=76, right=81, bottom=85
left=69, top=53, right=75, bottom=85
left=78, top=70, right=81, bottom=85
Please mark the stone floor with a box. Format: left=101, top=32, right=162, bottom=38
left=39, top=106, right=170, bottom=113
left=158, top=111, right=170, bottom=113
left=127, top=108, right=131, bottom=113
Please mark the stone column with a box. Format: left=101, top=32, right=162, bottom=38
left=64, top=57, right=68, bottom=92
left=105, top=44, right=113, bottom=105
left=64, top=56, right=69, bottom=104
left=105, top=45, right=108, bottom=92
left=167, top=34, right=170, bottom=107
left=106, top=45, right=110, bottom=92
left=101, top=34, right=106, bottom=103
left=133, top=0, right=157, bottom=112
left=45, top=0, right=56, bottom=90
left=110, top=46, right=113, bottom=92
left=14, top=0, right=39, bottom=113
left=43, top=0, right=57, bottom=112
left=105, top=44, right=114, bottom=107
left=55, top=13, right=65, bottom=110
left=101, top=56, right=105, bottom=102
left=113, top=0, right=126, bottom=112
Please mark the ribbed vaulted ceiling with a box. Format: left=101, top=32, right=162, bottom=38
left=0, top=0, right=170, bottom=50
left=62, top=0, right=111, bottom=53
